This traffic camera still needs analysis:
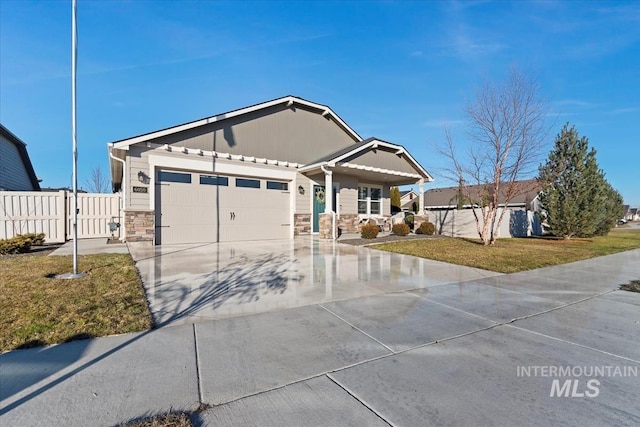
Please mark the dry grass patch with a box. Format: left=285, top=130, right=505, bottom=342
left=0, top=253, right=152, bottom=352
left=120, top=412, right=193, bottom=427
left=376, top=229, right=640, bottom=273
left=620, top=280, right=640, bottom=293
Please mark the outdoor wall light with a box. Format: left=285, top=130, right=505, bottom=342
left=137, top=171, right=150, bottom=184
left=298, top=185, right=305, bottom=195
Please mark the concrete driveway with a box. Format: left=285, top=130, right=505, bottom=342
left=128, top=237, right=503, bottom=326
left=1, top=240, right=639, bottom=426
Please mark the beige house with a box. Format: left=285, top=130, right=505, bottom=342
left=108, top=96, right=432, bottom=244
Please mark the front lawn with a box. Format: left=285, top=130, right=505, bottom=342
left=375, top=229, right=640, bottom=273
left=0, top=253, right=152, bottom=352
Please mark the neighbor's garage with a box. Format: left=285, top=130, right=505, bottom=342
left=155, top=169, right=290, bottom=244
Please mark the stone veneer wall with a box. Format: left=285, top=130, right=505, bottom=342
left=294, top=213, right=311, bottom=236
left=319, top=213, right=336, bottom=239
left=337, top=214, right=359, bottom=235
left=125, top=209, right=154, bottom=242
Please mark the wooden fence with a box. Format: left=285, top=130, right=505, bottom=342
left=0, top=191, right=121, bottom=243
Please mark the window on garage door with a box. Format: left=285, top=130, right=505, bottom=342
left=266, top=181, right=288, bottom=191
left=159, top=171, right=191, bottom=183
left=236, top=178, right=260, bottom=188
left=200, top=175, right=229, bottom=186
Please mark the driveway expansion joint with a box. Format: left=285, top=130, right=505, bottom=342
left=193, top=323, right=204, bottom=405
left=318, top=304, right=396, bottom=354
left=326, top=374, right=395, bottom=427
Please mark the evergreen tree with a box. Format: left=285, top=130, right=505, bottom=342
left=538, top=124, right=621, bottom=238
left=390, top=187, right=401, bottom=212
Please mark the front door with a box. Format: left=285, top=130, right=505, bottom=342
left=313, top=185, right=326, bottom=232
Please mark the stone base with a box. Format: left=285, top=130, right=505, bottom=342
left=319, top=213, right=337, bottom=239
left=337, top=214, right=359, bottom=235
left=125, top=209, right=155, bottom=242
left=294, top=214, right=311, bottom=236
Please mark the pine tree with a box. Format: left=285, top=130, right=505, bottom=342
left=390, top=187, right=401, bottom=212
left=538, top=124, right=621, bottom=238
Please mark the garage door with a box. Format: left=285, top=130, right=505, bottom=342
left=155, top=169, right=290, bottom=244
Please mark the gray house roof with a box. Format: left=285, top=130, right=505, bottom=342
left=424, top=180, right=540, bottom=209
left=0, top=124, right=40, bottom=191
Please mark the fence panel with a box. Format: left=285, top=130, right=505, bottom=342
left=0, top=190, right=66, bottom=243
left=67, top=193, right=121, bottom=239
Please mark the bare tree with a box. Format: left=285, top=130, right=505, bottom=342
left=441, top=68, right=549, bottom=245
left=85, top=166, right=110, bottom=193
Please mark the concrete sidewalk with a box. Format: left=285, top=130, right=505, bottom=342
left=49, top=238, right=130, bottom=256
left=1, top=249, right=639, bottom=426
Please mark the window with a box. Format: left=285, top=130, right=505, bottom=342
left=158, top=171, right=191, bottom=183
left=266, top=181, right=288, bottom=191
left=200, top=175, right=229, bottom=186
left=358, top=186, right=368, bottom=214
left=236, top=178, right=260, bottom=188
left=370, top=187, right=381, bottom=214
left=358, top=185, right=383, bottom=215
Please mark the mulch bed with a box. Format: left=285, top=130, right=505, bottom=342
left=338, top=234, right=441, bottom=247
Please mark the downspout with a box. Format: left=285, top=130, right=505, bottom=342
left=109, top=147, right=126, bottom=241
left=320, top=163, right=336, bottom=240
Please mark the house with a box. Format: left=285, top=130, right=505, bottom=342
left=424, top=180, right=542, bottom=238
left=0, top=124, right=40, bottom=191
left=108, top=96, right=433, bottom=244
left=630, top=208, right=639, bottom=221
left=400, top=190, right=419, bottom=212
left=623, top=205, right=630, bottom=221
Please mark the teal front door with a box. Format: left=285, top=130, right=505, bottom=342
left=313, top=185, right=326, bottom=232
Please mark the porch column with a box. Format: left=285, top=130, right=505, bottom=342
left=418, top=178, right=425, bottom=214
left=321, top=164, right=333, bottom=213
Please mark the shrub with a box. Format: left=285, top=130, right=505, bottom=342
left=0, top=235, right=34, bottom=255
left=392, top=223, right=410, bottom=236
left=24, top=233, right=46, bottom=246
left=416, top=221, right=435, bottom=235
left=360, top=224, right=379, bottom=239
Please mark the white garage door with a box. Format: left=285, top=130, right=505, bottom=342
left=155, top=169, right=290, bottom=244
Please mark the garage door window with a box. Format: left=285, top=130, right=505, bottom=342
left=236, top=178, right=260, bottom=188
left=266, top=181, right=288, bottom=191
left=159, top=171, right=191, bottom=183
left=200, top=175, right=229, bottom=186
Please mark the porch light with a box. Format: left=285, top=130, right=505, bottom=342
left=298, top=185, right=305, bottom=195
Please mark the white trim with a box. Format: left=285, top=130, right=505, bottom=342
left=298, top=139, right=433, bottom=181
left=111, top=96, right=362, bottom=149
left=339, top=162, right=422, bottom=179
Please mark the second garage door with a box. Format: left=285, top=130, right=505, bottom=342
left=155, top=169, right=290, bottom=244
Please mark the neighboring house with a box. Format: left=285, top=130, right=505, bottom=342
left=424, top=180, right=542, bottom=238
left=108, top=96, right=433, bottom=244
left=622, top=205, right=630, bottom=220
left=0, top=124, right=40, bottom=191
left=630, top=208, right=639, bottom=221
left=400, top=190, right=419, bottom=212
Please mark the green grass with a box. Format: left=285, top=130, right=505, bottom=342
left=375, top=229, right=640, bottom=274
left=0, top=253, right=152, bottom=352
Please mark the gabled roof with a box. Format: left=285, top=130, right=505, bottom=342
left=400, top=190, right=417, bottom=198
left=109, top=95, right=362, bottom=149
left=424, top=179, right=540, bottom=209
left=0, top=124, right=41, bottom=191
left=298, top=137, right=434, bottom=181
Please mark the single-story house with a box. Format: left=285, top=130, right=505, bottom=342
left=0, top=124, right=41, bottom=191
left=108, top=96, right=433, bottom=244
left=424, top=180, right=542, bottom=238
left=400, top=190, right=419, bottom=212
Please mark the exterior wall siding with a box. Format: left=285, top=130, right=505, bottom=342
left=0, top=135, right=35, bottom=191
left=139, top=105, right=358, bottom=165
left=342, top=148, right=419, bottom=175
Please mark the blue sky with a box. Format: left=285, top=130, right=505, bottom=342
left=1, top=0, right=638, bottom=205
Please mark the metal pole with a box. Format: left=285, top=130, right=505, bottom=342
left=72, top=0, right=78, bottom=274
